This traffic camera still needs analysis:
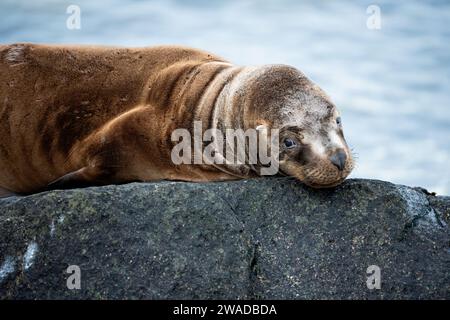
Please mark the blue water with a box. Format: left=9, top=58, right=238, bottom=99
left=1, top=0, right=449, bottom=194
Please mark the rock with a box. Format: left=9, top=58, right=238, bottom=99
left=0, top=178, right=448, bottom=299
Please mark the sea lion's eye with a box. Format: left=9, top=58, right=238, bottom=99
left=283, top=138, right=297, bottom=149
left=336, top=117, right=342, bottom=126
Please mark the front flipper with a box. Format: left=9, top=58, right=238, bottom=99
left=47, top=167, right=103, bottom=191
left=46, top=105, right=157, bottom=192
left=0, top=187, right=18, bottom=199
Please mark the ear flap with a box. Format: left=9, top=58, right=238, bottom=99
left=256, top=124, right=270, bottom=153
left=255, top=123, right=280, bottom=176
left=255, top=118, right=272, bottom=143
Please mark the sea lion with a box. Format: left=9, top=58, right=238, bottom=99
left=0, top=43, right=353, bottom=196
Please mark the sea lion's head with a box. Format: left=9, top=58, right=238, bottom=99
left=243, top=65, right=354, bottom=187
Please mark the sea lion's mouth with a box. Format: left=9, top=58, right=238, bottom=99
left=278, top=165, right=350, bottom=189
left=302, top=179, right=345, bottom=189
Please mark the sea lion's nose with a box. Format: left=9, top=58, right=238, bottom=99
left=330, top=150, right=347, bottom=171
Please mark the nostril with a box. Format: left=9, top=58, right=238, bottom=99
left=330, top=150, right=347, bottom=171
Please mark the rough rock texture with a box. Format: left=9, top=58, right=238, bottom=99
left=0, top=178, right=448, bottom=299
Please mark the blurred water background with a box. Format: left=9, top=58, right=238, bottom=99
left=1, top=0, right=449, bottom=194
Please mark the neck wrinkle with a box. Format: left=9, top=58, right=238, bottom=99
left=209, top=66, right=264, bottom=177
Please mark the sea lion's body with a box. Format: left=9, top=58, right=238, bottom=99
left=0, top=44, right=244, bottom=194
left=0, top=43, right=353, bottom=195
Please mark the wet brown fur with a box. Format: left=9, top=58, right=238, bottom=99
left=0, top=43, right=353, bottom=195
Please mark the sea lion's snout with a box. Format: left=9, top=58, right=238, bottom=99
left=329, top=149, right=347, bottom=171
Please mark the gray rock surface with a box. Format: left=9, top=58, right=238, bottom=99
left=0, top=178, right=448, bottom=299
